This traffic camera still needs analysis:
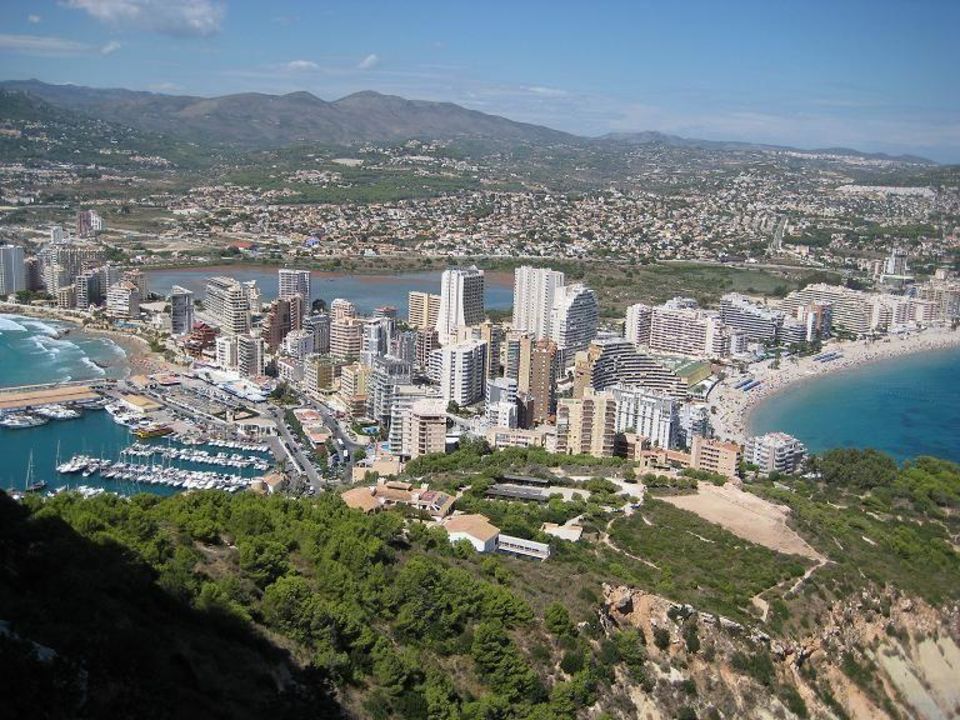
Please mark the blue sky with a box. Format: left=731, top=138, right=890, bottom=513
left=2, top=0, right=959, bottom=161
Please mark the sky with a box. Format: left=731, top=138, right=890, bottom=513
left=2, top=0, right=959, bottom=162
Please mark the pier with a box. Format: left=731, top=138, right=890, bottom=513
left=0, top=381, right=105, bottom=411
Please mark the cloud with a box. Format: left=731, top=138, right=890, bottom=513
left=63, top=0, right=225, bottom=37
left=0, top=33, right=118, bottom=56
left=525, top=85, right=568, bottom=98
left=357, top=53, right=379, bottom=70
left=147, top=81, right=182, bottom=92
left=284, top=59, right=318, bottom=72
left=27, top=14, right=42, bottom=24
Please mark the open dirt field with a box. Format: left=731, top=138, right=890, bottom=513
left=662, top=483, right=823, bottom=560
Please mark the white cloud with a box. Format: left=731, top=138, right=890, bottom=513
left=525, top=85, right=567, bottom=98
left=0, top=33, right=104, bottom=56
left=100, top=40, right=122, bottom=54
left=63, top=0, right=225, bottom=37
left=27, top=14, right=42, bottom=24
left=284, top=59, right=318, bottom=72
left=147, top=81, right=182, bottom=93
left=357, top=53, right=379, bottom=70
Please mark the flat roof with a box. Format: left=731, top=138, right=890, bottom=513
left=0, top=385, right=99, bottom=411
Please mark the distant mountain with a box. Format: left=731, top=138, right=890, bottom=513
left=600, top=131, right=936, bottom=164
left=0, top=79, right=575, bottom=149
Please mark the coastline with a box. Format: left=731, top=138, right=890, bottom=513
left=710, top=327, right=960, bottom=443
left=0, top=303, right=168, bottom=379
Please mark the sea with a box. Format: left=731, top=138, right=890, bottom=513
left=747, top=346, right=960, bottom=464
left=144, top=266, right=515, bottom=316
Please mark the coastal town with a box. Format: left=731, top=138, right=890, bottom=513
left=2, top=212, right=959, bottom=554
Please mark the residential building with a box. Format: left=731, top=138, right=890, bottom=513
left=237, top=334, right=265, bottom=377
left=400, top=398, right=447, bottom=459
left=745, top=432, right=806, bottom=474
left=690, top=436, right=742, bottom=479
left=330, top=297, right=357, bottom=321
left=330, top=317, right=364, bottom=359
left=283, top=329, right=315, bottom=360
left=263, top=298, right=294, bottom=351
left=549, top=283, right=598, bottom=362
left=0, top=245, right=26, bottom=296
left=304, top=354, right=338, bottom=397
left=408, top=291, right=441, bottom=329
left=436, top=266, right=485, bottom=341
left=303, top=312, right=331, bottom=353
left=414, top=327, right=439, bottom=371
left=368, top=355, right=413, bottom=427
left=431, top=339, right=487, bottom=406
left=648, top=299, right=730, bottom=357
left=169, top=285, right=194, bottom=336
left=556, top=388, right=617, bottom=458
left=442, top=514, right=500, bottom=553
left=624, top=302, right=653, bottom=347
left=105, top=280, right=140, bottom=319
left=512, top=265, right=565, bottom=339
left=75, top=209, right=104, bottom=237
left=205, top=277, right=250, bottom=335
left=216, top=335, right=238, bottom=370
left=610, top=385, right=677, bottom=449
left=573, top=337, right=688, bottom=400
left=278, top=268, right=311, bottom=306
left=719, top=293, right=783, bottom=343
left=527, top=339, right=559, bottom=425
left=388, top=384, right=440, bottom=452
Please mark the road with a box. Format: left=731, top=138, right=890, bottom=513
left=260, top=404, right=322, bottom=491
left=300, top=396, right=364, bottom=484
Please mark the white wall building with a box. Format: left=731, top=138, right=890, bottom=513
left=431, top=339, right=487, bottom=406
left=512, top=265, right=565, bottom=340
left=205, top=277, right=251, bottom=336
left=436, top=266, right=485, bottom=341
left=745, top=432, right=807, bottom=474
left=237, top=334, right=265, bottom=377
left=549, top=283, right=598, bottom=362
left=610, top=385, right=678, bottom=449
left=0, top=244, right=26, bottom=296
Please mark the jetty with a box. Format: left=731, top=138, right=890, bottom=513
left=0, top=381, right=105, bottom=412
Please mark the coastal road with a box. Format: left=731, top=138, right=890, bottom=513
left=301, top=397, right=362, bottom=483
left=261, top=404, right=322, bottom=490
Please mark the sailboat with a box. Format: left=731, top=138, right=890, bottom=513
left=25, top=451, right=47, bottom=493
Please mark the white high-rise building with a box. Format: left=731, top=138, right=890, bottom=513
left=330, top=298, right=357, bottom=322
left=105, top=280, right=140, bottom=319
left=303, top=313, right=330, bottom=354
left=216, top=335, right=238, bottom=370
left=745, top=432, right=807, bottom=474
left=237, top=334, right=265, bottom=377
left=169, top=286, right=194, bottom=336
left=408, top=291, right=441, bottom=330
left=430, top=339, right=487, bottom=406
left=436, top=266, right=485, bottom=341
left=279, top=268, right=310, bottom=321
left=549, top=284, right=598, bottom=361
left=625, top=303, right=653, bottom=347
left=648, top=299, right=730, bottom=357
left=205, top=277, right=250, bottom=336
left=0, top=245, right=26, bottom=296
left=512, top=265, right=565, bottom=340
left=283, top=329, right=315, bottom=360
left=609, top=385, right=678, bottom=449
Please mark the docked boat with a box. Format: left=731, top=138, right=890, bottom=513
left=35, top=404, right=82, bottom=420
left=133, top=423, right=173, bottom=439
left=0, top=413, right=48, bottom=429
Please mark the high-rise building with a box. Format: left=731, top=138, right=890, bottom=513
left=283, top=329, right=315, bottom=360
left=216, top=335, right=238, bottom=369
left=408, top=291, right=442, bottom=330
left=368, top=355, right=413, bottom=427
left=237, top=334, right=265, bottom=377
left=24, top=257, right=42, bottom=291
left=305, top=354, right=338, bottom=397
left=648, top=299, right=730, bottom=357
left=744, top=432, right=806, bottom=474
left=105, top=280, right=140, bottom=319
left=430, top=339, right=487, bottom=406
left=303, top=312, right=331, bottom=354
left=338, top=362, right=370, bottom=420
left=527, top=339, right=559, bottom=425
left=719, top=293, right=783, bottom=343
left=486, top=377, right=518, bottom=428
left=556, top=389, right=617, bottom=458
left=414, top=327, right=440, bottom=372
left=780, top=284, right=877, bottom=335
left=75, top=209, right=104, bottom=238
left=361, top=317, right=393, bottom=366
left=691, top=436, right=742, bottom=479
left=169, top=286, right=194, bottom=336
left=278, top=268, right=311, bottom=306
left=400, top=399, right=447, bottom=459
left=205, top=277, right=250, bottom=335
left=389, top=384, right=440, bottom=452
left=625, top=303, right=652, bottom=347
left=549, top=283, right=598, bottom=362
left=330, top=317, right=364, bottom=359
left=74, top=268, right=103, bottom=309
left=263, top=298, right=293, bottom=352
left=609, top=386, right=677, bottom=449
left=573, top=337, right=687, bottom=400
left=437, top=266, right=485, bottom=341
left=512, top=265, right=565, bottom=339
left=0, top=245, right=26, bottom=296
left=330, top=298, right=357, bottom=322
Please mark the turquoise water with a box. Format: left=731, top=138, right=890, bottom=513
left=144, top=266, right=514, bottom=315
left=0, top=314, right=128, bottom=388
left=0, top=314, right=269, bottom=496
left=747, top=346, right=960, bottom=463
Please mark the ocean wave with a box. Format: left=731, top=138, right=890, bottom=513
left=0, top=315, right=28, bottom=333
left=19, top=318, right=63, bottom=337
left=80, top=357, right=106, bottom=376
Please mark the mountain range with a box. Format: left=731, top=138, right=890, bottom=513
left=0, top=79, right=936, bottom=163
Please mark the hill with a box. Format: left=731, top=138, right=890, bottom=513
left=0, top=79, right=575, bottom=149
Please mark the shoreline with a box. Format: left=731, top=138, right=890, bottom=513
left=710, top=327, right=960, bottom=443
left=0, top=303, right=169, bottom=380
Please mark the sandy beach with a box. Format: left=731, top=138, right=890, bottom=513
left=709, top=327, right=960, bottom=443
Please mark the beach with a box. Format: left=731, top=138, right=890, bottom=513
left=709, top=327, right=960, bottom=443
